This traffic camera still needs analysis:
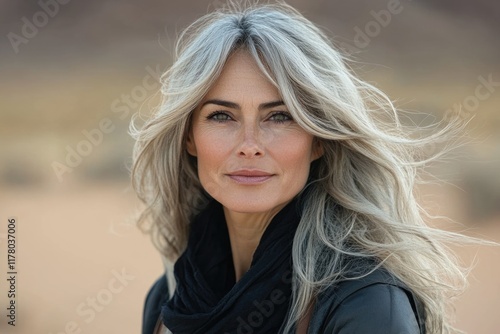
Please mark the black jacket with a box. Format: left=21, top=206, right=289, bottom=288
left=142, top=267, right=426, bottom=334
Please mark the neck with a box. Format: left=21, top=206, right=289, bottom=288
left=223, top=204, right=287, bottom=281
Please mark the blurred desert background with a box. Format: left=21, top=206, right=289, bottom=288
left=0, top=0, right=499, bottom=333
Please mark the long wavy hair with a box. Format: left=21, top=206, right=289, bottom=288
left=130, top=2, right=470, bottom=333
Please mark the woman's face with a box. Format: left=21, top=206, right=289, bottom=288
left=187, top=51, right=322, bottom=214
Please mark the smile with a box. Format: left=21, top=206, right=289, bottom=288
left=226, top=170, right=274, bottom=184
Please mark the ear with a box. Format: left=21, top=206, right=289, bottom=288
left=310, top=138, right=324, bottom=162
left=186, top=130, right=197, bottom=157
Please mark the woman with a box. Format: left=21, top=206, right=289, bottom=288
left=131, top=2, right=467, bottom=333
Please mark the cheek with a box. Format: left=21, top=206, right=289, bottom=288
left=275, top=134, right=315, bottom=178
left=192, top=128, right=239, bottom=199
left=192, top=128, right=229, bottom=175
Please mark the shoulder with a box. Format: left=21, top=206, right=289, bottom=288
left=309, top=267, right=426, bottom=334
left=142, top=274, right=169, bottom=334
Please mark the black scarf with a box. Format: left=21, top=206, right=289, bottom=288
left=161, top=197, right=302, bottom=334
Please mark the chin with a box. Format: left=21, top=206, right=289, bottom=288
left=216, top=192, right=292, bottom=215
left=220, top=198, right=274, bottom=213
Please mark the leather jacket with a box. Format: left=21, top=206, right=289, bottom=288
left=142, top=267, right=426, bottom=334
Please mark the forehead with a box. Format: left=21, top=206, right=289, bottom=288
left=202, top=50, right=280, bottom=102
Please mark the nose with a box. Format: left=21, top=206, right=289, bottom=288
left=236, top=125, right=265, bottom=158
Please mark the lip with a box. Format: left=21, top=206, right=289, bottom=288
left=226, top=170, right=274, bottom=184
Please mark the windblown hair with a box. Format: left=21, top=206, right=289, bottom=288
left=131, top=2, right=469, bottom=333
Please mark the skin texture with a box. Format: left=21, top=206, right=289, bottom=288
left=187, top=50, right=322, bottom=280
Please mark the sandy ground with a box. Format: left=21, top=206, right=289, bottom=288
left=0, top=182, right=499, bottom=334
left=0, top=182, right=160, bottom=334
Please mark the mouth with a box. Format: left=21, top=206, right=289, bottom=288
left=226, top=170, right=275, bottom=184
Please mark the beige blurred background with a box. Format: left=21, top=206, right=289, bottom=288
left=0, top=0, right=499, bottom=333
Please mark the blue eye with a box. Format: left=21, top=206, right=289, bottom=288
left=207, top=111, right=232, bottom=122
left=269, top=112, right=292, bottom=123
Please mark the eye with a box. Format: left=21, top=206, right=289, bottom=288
left=207, top=111, right=232, bottom=123
left=268, top=111, right=293, bottom=124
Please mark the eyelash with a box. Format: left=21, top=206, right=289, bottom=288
left=206, top=111, right=293, bottom=124
left=206, top=111, right=232, bottom=123
left=269, top=111, right=293, bottom=123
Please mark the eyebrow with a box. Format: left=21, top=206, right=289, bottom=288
left=201, top=99, right=285, bottom=111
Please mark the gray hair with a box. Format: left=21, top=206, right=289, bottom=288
left=131, top=2, right=470, bottom=333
